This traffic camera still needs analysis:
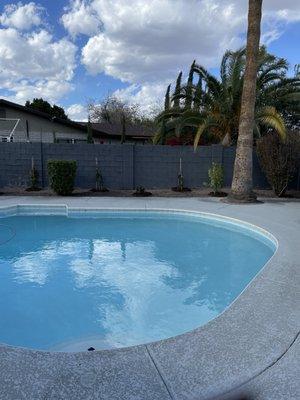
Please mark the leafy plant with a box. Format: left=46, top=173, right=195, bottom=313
left=133, top=186, right=152, bottom=197
left=256, top=132, right=300, bottom=197
left=29, top=167, right=39, bottom=190
left=47, top=160, right=77, bottom=195
left=207, top=163, right=224, bottom=195
left=154, top=47, right=300, bottom=147
left=94, top=167, right=108, bottom=192
left=136, top=186, right=146, bottom=194
left=26, top=157, right=40, bottom=191
left=177, top=172, right=184, bottom=192
left=172, top=158, right=191, bottom=192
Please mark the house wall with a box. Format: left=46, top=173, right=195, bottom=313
left=0, top=105, right=144, bottom=144
left=1, top=142, right=295, bottom=191
left=0, top=106, right=89, bottom=143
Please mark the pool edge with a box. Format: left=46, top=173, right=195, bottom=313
left=0, top=199, right=298, bottom=400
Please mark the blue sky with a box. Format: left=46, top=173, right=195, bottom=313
left=0, top=0, right=299, bottom=120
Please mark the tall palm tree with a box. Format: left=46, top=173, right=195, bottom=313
left=154, top=44, right=300, bottom=147
left=228, top=0, right=263, bottom=202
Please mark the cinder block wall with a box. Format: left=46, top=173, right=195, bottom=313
left=0, top=142, right=291, bottom=190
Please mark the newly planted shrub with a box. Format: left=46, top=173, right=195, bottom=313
left=28, top=167, right=39, bottom=190
left=47, top=160, right=77, bottom=195
left=26, top=157, right=41, bottom=191
left=172, top=158, right=191, bottom=192
left=207, top=163, right=224, bottom=195
left=90, top=167, right=109, bottom=192
left=256, top=132, right=300, bottom=197
left=132, top=186, right=152, bottom=197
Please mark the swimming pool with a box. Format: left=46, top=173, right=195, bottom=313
left=0, top=209, right=275, bottom=351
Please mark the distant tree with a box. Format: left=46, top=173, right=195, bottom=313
left=89, top=95, right=157, bottom=143
left=25, top=98, right=69, bottom=120
left=89, top=96, right=140, bottom=125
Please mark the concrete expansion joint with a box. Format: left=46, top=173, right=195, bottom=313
left=145, top=345, right=175, bottom=400
left=214, top=330, right=300, bottom=400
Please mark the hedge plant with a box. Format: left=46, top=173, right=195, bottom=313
left=47, top=160, right=77, bottom=195
left=256, top=132, right=300, bottom=197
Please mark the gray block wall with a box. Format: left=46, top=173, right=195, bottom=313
left=0, top=142, right=296, bottom=190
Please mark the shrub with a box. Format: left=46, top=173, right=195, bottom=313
left=95, top=167, right=105, bottom=191
left=26, top=157, right=40, bottom=191
left=132, top=186, right=152, bottom=197
left=207, top=163, right=224, bottom=194
left=29, top=167, right=39, bottom=190
left=256, top=132, right=300, bottom=197
left=47, top=160, right=77, bottom=195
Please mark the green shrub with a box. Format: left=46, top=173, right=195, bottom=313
left=256, top=132, right=300, bottom=197
left=29, top=167, right=39, bottom=189
left=47, top=160, right=77, bottom=195
left=207, top=162, right=224, bottom=194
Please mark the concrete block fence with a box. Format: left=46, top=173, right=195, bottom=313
left=0, top=142, right=287, bottom=190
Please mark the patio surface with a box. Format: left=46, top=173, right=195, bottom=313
left=0, top=195, right=299, bottom=400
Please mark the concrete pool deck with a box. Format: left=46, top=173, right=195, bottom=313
left=0, top=195, right=299, bottom=400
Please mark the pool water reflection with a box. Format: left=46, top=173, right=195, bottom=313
left=0, top=213, right=274, bottom=351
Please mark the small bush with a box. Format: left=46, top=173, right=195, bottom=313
left=207, top=162, right=224, bottom=195
left=256, top=132, right=300, bottom=197
left=132, top=186, right=152, bottom=197
left=26, top=157, right=41, bottom=191
left=26, top=167, right=40, bottom=191
left=47, top=160, right=77, bottom=195
left=30, top=167, right=39, bottom=189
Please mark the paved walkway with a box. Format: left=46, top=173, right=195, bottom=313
left=0, top=196, right=299, bottom=400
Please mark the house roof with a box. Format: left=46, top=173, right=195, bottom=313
left=80, top=121, right=154, bottom=140
left=0, top=99, right=107, bottom=137
left=0, top=99, right=155, bottom=141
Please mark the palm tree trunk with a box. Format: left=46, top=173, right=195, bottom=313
left=228, top=0, right=262, bottom=202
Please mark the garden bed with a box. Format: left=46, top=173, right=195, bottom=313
left=0, top=187, right=299, bottom=199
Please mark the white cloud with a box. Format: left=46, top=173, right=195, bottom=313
left=61, top=0, right=102, bottom=38
left=76, top=0, right=300, bottom=112
left=2, top=80, right=74, bottom=105
left=1, top=0, right=299, bottom=112
left=264, top=0, right=300, bottom=23
left=0, top=29, right=76, bottom=81
left=81, top=0, right=244, bottom=82
left=0, top=26, right=77, bottom=104
left=0, top=1, right=44, bottom=30
left=113, top=83, right=166, bottom=116
left=66, top=103, right=88, bottom=121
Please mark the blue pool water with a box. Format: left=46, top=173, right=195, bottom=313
left=0, top=212, right=275, bottom=351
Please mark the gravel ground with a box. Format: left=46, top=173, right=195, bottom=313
left=0, top=187, right=299, bottom=199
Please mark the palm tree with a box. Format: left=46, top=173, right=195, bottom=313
left=228, top=0, right=263, bottom=202
left=154, top=44, right=300, bottom=147
left=155, top=43, right=300, bottom=148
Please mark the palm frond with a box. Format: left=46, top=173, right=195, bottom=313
left=257, top=106, right=286, bottom=141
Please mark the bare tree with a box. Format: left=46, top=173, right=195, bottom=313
left=88, top=95, right=157, bottom=143
left=89, top=96, right=139, bottom=125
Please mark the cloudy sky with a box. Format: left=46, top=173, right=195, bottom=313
left=0, top=0, right=299, bottom=121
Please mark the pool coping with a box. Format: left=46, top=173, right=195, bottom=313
left=0, top=197, right=299, bottom=400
